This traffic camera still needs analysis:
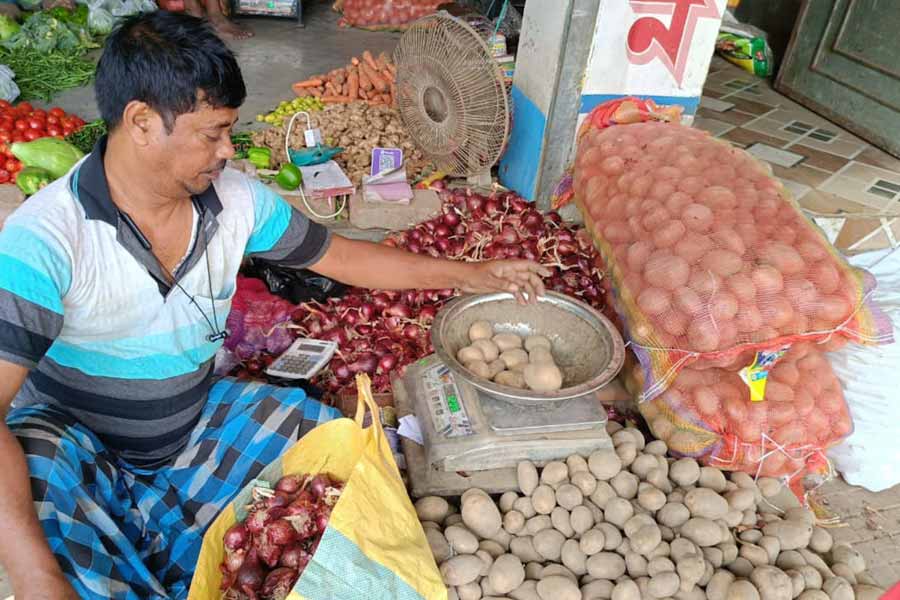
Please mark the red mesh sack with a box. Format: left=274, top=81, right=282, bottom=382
left=337, top=0, right=443, bottom=29
left=571, top=99, right=892, bottom=401
left=637, top=343, right=852, bottom=481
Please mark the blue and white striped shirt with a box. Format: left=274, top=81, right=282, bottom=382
left=0, top=138, right=331, bottom=466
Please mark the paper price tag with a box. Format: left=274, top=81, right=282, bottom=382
left=304, top=128, right=323, bottom=148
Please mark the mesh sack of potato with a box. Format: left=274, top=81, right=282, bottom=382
left=338, top=0, right=443, bottom=29
left=635, top=343, right=852, bottom=480
left=566, top=98, right=892, bottom=401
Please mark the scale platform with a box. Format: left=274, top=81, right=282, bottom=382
left=400, top=354, right=615, bottom=475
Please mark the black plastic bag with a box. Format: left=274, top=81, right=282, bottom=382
left=243, top=260, right=348, bottom=304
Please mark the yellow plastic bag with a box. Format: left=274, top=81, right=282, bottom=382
left=188, top=374, right=446, bottom=600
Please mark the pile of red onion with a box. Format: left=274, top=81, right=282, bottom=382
left=220, top=473, right=342, bottom=600
left=233, top=189, right=606, bottom=398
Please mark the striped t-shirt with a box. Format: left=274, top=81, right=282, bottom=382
left=0, top=138, right=331, bottom=466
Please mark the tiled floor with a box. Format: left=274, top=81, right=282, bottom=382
left=698, top=56, right=900, bottom=254
left=697, top=57, right=900, bottom=591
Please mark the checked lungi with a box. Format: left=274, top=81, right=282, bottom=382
left=6, top=378, right=340, bottom=599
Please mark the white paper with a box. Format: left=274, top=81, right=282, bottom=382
left=398, top=415, right=424, bottom=446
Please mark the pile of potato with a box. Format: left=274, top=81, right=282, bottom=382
left=416, top=422, right=885, bottom=600
left=250, top=101, right=432, bottom=185
left=457, top=321, right=564, bottom=393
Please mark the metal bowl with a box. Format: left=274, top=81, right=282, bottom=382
left=431, top=292, right=625, bottom=405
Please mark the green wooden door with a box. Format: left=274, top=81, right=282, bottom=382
left=776, top=0, right=900, bottom=157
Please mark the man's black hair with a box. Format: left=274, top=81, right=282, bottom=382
left=95, top=11, right=246, bottom=132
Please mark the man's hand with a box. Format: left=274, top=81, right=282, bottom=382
left=21, top=570, right=79, bottom=600
left=460, top=260, right=551, bottom=304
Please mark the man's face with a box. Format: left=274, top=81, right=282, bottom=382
left=148, top=103, right=239, bottom=196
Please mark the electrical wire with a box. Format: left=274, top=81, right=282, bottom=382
left=285, top=110, right=348, bottom=220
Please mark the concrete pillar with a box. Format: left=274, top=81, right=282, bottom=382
left=501, top=0, right=727, bottom=209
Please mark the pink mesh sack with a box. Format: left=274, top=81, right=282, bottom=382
left=337, top=0, right=443, bottom=29
left=571, top=99, right=892, bottom=400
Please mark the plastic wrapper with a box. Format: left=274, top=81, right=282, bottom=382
left=87, top=7, right=114, bottom=35
left=336, top=0, right=444, bottom=29
left=571, top=98, right=892, bottom=401
left=635, top=344, right=852, bottom=482
left=224, top=276, right=297, bottom=362
left=0, top=65, right=19, bottom=103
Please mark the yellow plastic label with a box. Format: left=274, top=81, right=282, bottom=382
left=739, top=346, right=791, bottom=402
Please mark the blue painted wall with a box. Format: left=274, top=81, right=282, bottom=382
left=499, top=85, right=547, bottom=202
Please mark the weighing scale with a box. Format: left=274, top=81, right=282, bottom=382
left=400, top=354, right=615, bottom=474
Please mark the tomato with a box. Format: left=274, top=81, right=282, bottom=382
left=46, top=126, right=62, bottom=137
left=24, top=129, right=41, bottom=141
left=0, top=132, right=10, bottom=144
left=14, top=120, right=27, bottom=131
left=71, top=117, right=85, bottom=128
left=0, top=100, right=11, bottom=110
left=49, top=107, right=65, bottom=119
left=47, top=115, right=60, bottom=126
left=0, top=170, right=9, bottom=184
left=11, top=132, right=25, bottom=143
left=62, top=125, right=74, bottom=136
left=17, top=102, right=33, bottom=113
left=6, top=159, right=21, bottom=173
left=28, top=118, right=44, bottom=130
left=32, top=109, right=46, bottom=119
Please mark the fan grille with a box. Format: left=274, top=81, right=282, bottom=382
left=392, top=13, right=509, bottom=177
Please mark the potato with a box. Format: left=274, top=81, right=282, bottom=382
left=703, top=547, right=724, bottom=569
left=524, top=561, right=544, bottom=581
left=480, top=539, right=505, bottom=558
left=441, top=554, right=484, bottom=586
left=536, top=576, right=581, bottom=600
left=517, top=460, right=539, bottom=496
left=556, top=484, right=584, bottom=511
left=456, top=582, right=480, bottom=600
left=603, top=497, right=634, bottom=528
left=629, top=454, right=658, bottom=480
left=831, top=544, right=865, bottom=574
left=569, top=505, right=594, bottom=535
left=740, top=544, right=769, bottom=568
left=540, top=461, right=568, bottom=486
left=648, top=571, right=680, bottom=598
left=798, top=592, right=829, bottom=600
left=786, top=569, right=806, bottom=598
left=797, top=566, right=822, bottom=590
left=808, top=527, right=832, bottom=555
left=550, top=506, right=574, bottom=538
left=426, top=528, right=451, bottom=563
left=525, top=515, right=552, bottom=535
left=822, top=578, right=854, bottom=600
left=784, top=508, right=815, bottom=527
left=612, top=579, right=641, bottom=600
left=533, top=528, right=566, bottom=561
left=489, top=554, right=525, bottom=595
left=830, top=564, right=856, bottom=585
left=477, top=549, right=494, bottom=576
left=719, top=542, right=739, bottom=565
left=523, top=334, right=552, bottom=352
left=680, top=518, right=722, bottom=547
left=524, top=363, right=564, bottom=392
left=698, top=467, right=728, bottom=492
left=677, top=551, right=706, bottom=590
left=631, top=524, right=662, bottom=556
left=532, top=484, right=556, bottom=515
left=415, top=496, right=450, bottom=523
left=495, top=370, right=527, bottom=388
left=724, top=488, right=756, bottom=512
left=510, top=536, right=543, bottom=563
left=513, top=496, right=537, bottom=519
left=644, top=439, right=667, bottom=456
left=585, top=449, right=621, bottom=481
left=529, top=346, right=555, bottom=365
left=670, top=538, right=698, bottom=562
left=463, top=493, right=503, bottom=539
left=759, top=536, right=780, bottom=565
left=458, top=345, right=486, bottom=364
left=707, top=570, right=735, bottom=600
left=542, top=564, right=577, bottom=581
left=472, top=339, right=501, bottom=362
left=493, top=333, right=524, bottom=352
left=797, top=549, right=834, bottom=579
left=562, top=539, right=588, bottom=576
left=751, top=565, right=793, bottom=600
left=624, top=513, right=656, bottom=538
left=727, top=580, right=762, bottom=600
left=626, top=551, right=648, bottom=577
left=466, top=360, right=492, bottom=379
left=578, top=528, right=605, bottom=556
left=638, top=487, right=667, bottom=512
left=762, top=520, right=813, bottom=551
left=586, top=552, right=627, bottom=579
left=610, top=471, right=639, bottom=499
left=446, top=514, right=464, bottom=527
left=511, top=580, right=541, bottom=600
left=647, top=468, right=672, bottom=494
left=445, top=525, right=479, bottom=554
left=684, top=488, right=730, bottom=520
left=582, top=579, right=615, bottom=600
left=597, top=522, right=622, bottom=550
left=775, top=550, right=806, bottom=571
left=670, top=458, right=701, bottom=487
left=572, top=471, right=598, bottom=497
left=590, top=481, right=617, bottom=508
left=658, top=502, right=690, bottom=528
left=469, top=320, right=494, bottom=342
left=503, top=510, right=525, bottom=535
left=854, top=585, right=887, bottom=600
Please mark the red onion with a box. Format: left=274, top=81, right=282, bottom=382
left=385, top=303, right=411, bottom=318
left=402, top=323, right=422, bottom=340
left=224, top=547, right=246, bottom=573
left=279, top=545, right=310, bottom=570
left=331, top=359, right=351, bottom=382
left=315, top=513, right=330, bottom=533
left=224, top=523, right=249, bottom=550
left=260, top=567, right=299, bottom=600
left=409, top=229, right=422, bottom=242
left=348, top=353, right=377, bottom=375
left=267, top=519, right=298, bottom=546
left=442, top=211, right=460, bottom=227
left=484, top=198, right=500, bottom=215
left=320, top=328, right=348, bottom=346
left=434, top=224, right=451, bottom=237
left=359, top=303, right=375, bottom=321
left=236, top=549, right=265, bottom=596
left=407, top=241, right=421, bottom=254
left=379, top=353, right=397, bottom=372
left=309, top=475, right=328, bottom=499
left=466, top=195, right=484, bottom=213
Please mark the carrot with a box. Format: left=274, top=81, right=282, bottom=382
left=361, top=63, right=389, bottom=93
left=325, top=81, right=338, bottom=96
left=309, top=87, right=323, bottom=98
left=351, top=56, right=360, bottom=66
left=367, top=98, right=384, bottom=106
left=358, top=68, right=373, bottom=91
left=341, top=83, right=348, bottom=96
left=293, top=78, right=324, bottom=89
left=293, top=86, right=311, bottom=98
left=322, top=95, right=353, bottom=103
left=375, top=52, right=390, bottom=71
left=362, top=50, right=379, bottom=72
left=332, top=70, right=346, bottom=85
left=347, top=69, right=360, bottom=100
left=360, top=89, right=369, bottom=100
left=381, top=68, right=395, bottom=84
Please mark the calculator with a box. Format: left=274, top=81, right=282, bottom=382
left=265, top=338, right=337, bottom=380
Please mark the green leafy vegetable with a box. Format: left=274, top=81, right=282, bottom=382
left=0, top=47, right=95, bottom=101
left=66, top=119, right=107, bottom=154
left=0, top=16, right=20, bottom=41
